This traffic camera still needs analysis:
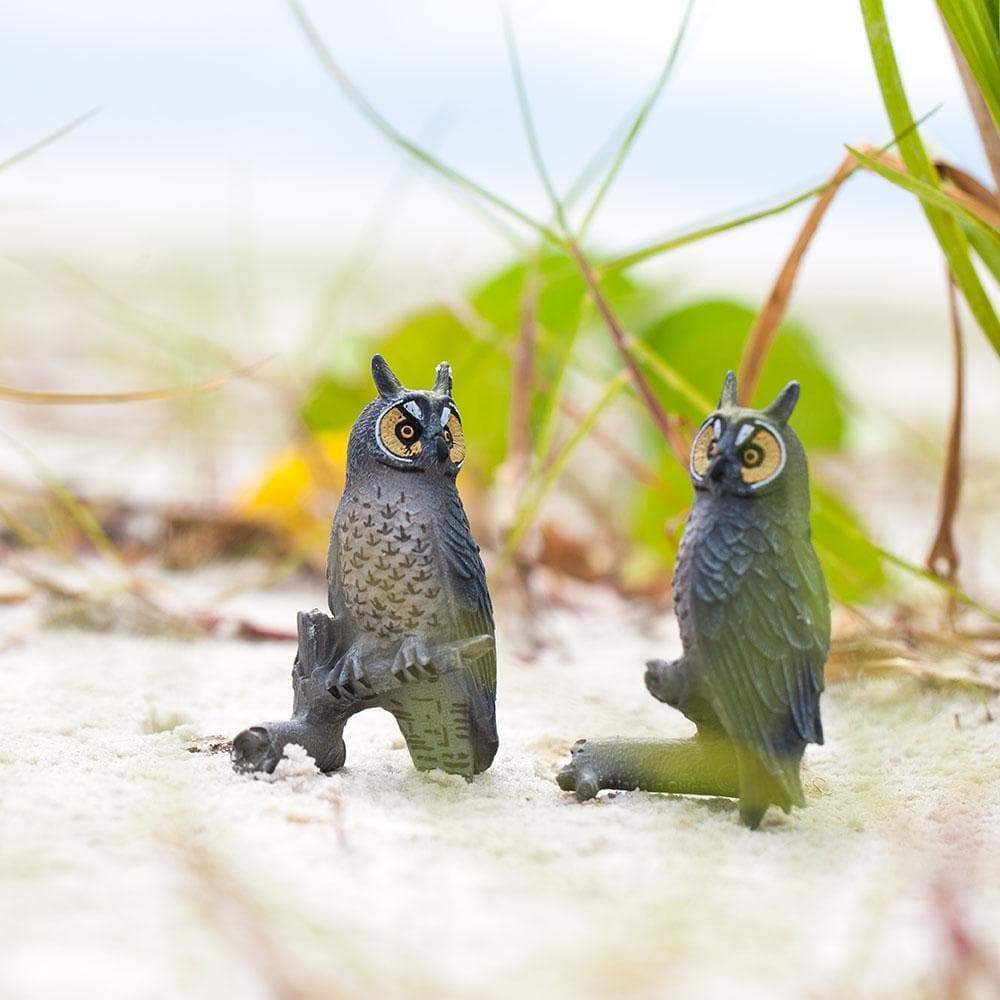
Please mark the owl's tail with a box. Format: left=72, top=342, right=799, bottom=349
left=735, top=746, right=806, bottom=830
left=461, top=669, right=499, bottom=775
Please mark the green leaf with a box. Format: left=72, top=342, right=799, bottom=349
left=301, top=375, right=372, bottom=434
left=384, top=308, right=513, bottom=478
left=860, top=0, right=1000, bottom=355
left=811, top=485, right=887, bottom=603
left=470, top=255, right=656, bottom=439
left=638, top=299, right=846, bottom=449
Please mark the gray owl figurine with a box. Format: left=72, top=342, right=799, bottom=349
left=232, top=355, right=498, bottom=780
left=558, top=371, right=830, bottom=828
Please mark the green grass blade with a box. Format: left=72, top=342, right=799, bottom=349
left=287, top=0, right=561, bottom=246
left=603, top=105, right=941, bottom=275
left=847, top=144, right=1000, bottom=243
left=0, top=428, right=124, bottom=566
left=814, top=484, right=1000, bottom=622
left=967, top=223, right=1000, bottom=285
left=502, top=5, right=567, bottom=231
left=577, top=0, right=696, bottom=240
left=860, top=0, right=1000, bottom=355
left=0, top=109, right=99, bottom=175
left=503, top=372, right=628, bottom=559
left=629, top=337, right=712, bottom=412
left=937, top=0, right=1000, bottom=130
left=602, top=182, right=827, bottom=273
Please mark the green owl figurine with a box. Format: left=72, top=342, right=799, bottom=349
left=232, top=355, right=498, bottom=780
left=558, top=371, right=830, bottom=828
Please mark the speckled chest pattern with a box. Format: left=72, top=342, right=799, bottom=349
left=337, top=483, right=446, bottom=640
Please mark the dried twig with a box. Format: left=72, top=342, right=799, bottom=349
left=925, top=269, right=965, bottom=588
left=0, top=360, right=266, bottom=406
left=737, top=141, right=996, bottom=406
left=508, top=265, right=540, bottom=488
left=565, top=240, right=688, bottom=464
left=171, top=839, right=338, bottom=1000
left=558, top=398, right=665, bottom=491
left=738, top=153, right=855, bottom=403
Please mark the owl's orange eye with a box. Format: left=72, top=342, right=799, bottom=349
left=738, top=426, right=784, bottom=486
left=442, top=409, right=466, bottom=466
left=690, top=420, right=720, bottom=480
left=377, top=404, right=423, bottom=459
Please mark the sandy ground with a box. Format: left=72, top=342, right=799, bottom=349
left=1, top=570, right=998, bottom=1000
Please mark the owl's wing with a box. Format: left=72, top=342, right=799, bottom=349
left=439, top=490, right=496, bottom=699
left=690, top=515, right=829, bottom=800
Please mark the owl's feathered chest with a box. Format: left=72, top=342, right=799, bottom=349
left=335, top=483, right=447, bottom=640
left=674, top=492, right=812, bottom=647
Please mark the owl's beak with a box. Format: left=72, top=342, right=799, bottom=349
left=706, top=453, right=727, bottom=484
left=434, top=434, right=450, bottom=462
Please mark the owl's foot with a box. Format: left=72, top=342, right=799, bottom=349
left=326, top=647, right=374, bottom=702
left=556, top=740, right=605, bottom=801
left=232, top=725, right=282, bottom=774
left=231, top=719, right=349, bottom=774
left=556, top=737, right=739, bottom=801
left=392, top=635, right=439, bottom=683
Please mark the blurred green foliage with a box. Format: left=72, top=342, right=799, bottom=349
left=302, top=257, right=885, bottom=602
left=640, top=300, right=845, bottom=448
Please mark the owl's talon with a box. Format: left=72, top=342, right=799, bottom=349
left=393, top=636, right=433, bottom=684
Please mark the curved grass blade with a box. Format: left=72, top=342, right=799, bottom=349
left=0, top=361, right=264, bottom=406
left=0, top=109, right=99, bottom=175
left=602, top=183, right=829, bottom=273
left=287, top=0, right=560, bottom=246
left=578, top=0, right=696, bottom=240
left=502, top=371, right=628, bottom=561
left=603, top=105, right=942, bottom=275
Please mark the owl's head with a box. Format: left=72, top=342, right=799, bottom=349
left=689, top=370, right=807, bottom=501
left=346, top=354, right=467, bottom=480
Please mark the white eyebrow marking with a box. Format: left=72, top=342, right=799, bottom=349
left=440, top=406, right=451, bottom=427
left=735, top=424, right=755, bottom=446
left=403, top=401, right=422, bottom=419
left=712, top=418, right=723, bottom=439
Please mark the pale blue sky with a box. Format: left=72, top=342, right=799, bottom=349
left=0, top=1, right=990, bottom=301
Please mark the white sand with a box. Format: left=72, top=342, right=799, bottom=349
left=1, top=578, right=998, bottom=1000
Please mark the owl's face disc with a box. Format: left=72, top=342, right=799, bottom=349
left=690, top=414, right=786, bottom=496
left=373, top=393, right=466, bottom=476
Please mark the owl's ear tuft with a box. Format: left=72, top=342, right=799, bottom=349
left=371, top=354, right=404, bottom=399
left=433, top=361, right=453, bottom=396
left=763, top=380, right=800, bottom=424
left=718, top=370, right=738, bottom=408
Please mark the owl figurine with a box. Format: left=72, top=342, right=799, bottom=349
left=558, top=371, right=830, bottom=828
left=232, top=355, right=498, bottom=780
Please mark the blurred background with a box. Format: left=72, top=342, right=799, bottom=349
left=1, top=0, right=997, bottom=588
left=1, top=0, right=998, bottom=611
left=2, top=3, right=999, bottom=996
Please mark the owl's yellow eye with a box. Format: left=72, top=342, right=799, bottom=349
left=690, top=420, right=719, bottom=480
left=442, top=410, right=466, bottom=465
left=378, top=404, right=423, bottom=459
left=739, top=426, right=783, bottom=486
